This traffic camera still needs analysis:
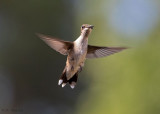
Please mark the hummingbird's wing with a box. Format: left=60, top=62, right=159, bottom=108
left=86, top=45, right=127, bottom=59
left=37, top=33, right=73, bottom=55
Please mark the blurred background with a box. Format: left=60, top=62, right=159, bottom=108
left=0, top=0, right=160, bottom=114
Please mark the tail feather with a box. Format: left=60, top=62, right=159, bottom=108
left=58, top=69, right=67, bottom=87
left=58, top=69, right=78, bottom=89
left=68, top=72, right=78, bottom=89
left=68, top=72, right=78, bottom=84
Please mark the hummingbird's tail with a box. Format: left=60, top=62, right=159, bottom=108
left=58, top=69, right=68, bottom=87
left=68, top=72, right=78, bottom=89
left=58, top=70, right=78, bottom=89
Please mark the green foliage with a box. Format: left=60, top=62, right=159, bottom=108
left=75, top=1, right=160, bottom=114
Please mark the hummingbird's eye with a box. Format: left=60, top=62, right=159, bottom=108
left=81, top=26, right=85, bottom=29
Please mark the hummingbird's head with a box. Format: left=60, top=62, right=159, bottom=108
left=81, top=24, right=94, bottom=37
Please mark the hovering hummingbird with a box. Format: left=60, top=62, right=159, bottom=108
left=37, top=24, right=127, bottom=89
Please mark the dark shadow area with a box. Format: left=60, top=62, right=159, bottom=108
left=0, top=1, right=87, bottom=114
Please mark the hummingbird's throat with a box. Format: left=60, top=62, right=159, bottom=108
left=81, top=29, right=91, bottom=37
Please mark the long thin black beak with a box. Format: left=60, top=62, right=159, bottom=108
left=89, top=25, right=94, bottom=29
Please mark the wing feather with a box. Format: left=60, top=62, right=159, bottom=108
left=87, top=45, right=127, bottom=59
left=37, top=33, right=73, bottom=55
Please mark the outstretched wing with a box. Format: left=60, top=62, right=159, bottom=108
left=86, top=45, right=127, bottom=59
left=37, top=33, right=73, bottom=55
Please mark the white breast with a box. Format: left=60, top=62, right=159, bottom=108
left=74, top=36, right=88, bottom=54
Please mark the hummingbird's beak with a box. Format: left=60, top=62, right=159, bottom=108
left=88, top=25, right=94, bottom=29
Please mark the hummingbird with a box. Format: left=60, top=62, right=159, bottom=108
left=37, top=24, right=127, bottom=89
